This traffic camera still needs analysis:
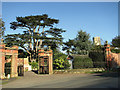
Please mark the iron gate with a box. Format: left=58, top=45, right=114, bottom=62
left=18, top=65, right=24, bottom=76
left=38, top=56, right=49, bottom=74
left=4, top=62, right=11, bottom=76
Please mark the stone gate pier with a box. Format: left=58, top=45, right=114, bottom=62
left=104, top=43, right=120, bottom=69
left=38, top=47, right=53, bottom=74
left=0, top=43, right=18, bottom=79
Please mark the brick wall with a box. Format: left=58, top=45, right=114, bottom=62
left=111, top=53, right=120, bottom=68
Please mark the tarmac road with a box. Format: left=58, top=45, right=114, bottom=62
left=2, top=71, right=119, bottom=88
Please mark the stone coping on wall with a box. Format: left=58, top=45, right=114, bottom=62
left=38, top=51, right=52, bottom=53
left=0, top=47, right=18, bottom=50
left=5, top=47, right=18, bottom=50
left=0, top=44, right=18, bottom=49
left=38, top=48, right=51, bottom=50
left=53, top=68, right=106, bottom=74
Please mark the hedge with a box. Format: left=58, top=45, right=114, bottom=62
left=73, top=56, right=93, bottom=69
left=89, top=50, right=106, bottom=68
left=111, top=49, right=120, bottom=53
left=29, top=61, right=38, bottom=70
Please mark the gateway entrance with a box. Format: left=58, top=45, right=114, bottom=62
left=38, top=56, right=49, bottom=74
left=38, top=48, right=53, bottom=74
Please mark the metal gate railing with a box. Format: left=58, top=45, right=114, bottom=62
left=39, top=56, right=49, bottom=74
left=18, top=65, right=24, bottom=76
left=5, top=62, right=11, bottom=76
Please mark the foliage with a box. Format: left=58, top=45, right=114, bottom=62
left=111, top=48, right=120, bottom=53
left=42, top=39, right=63, bottom=53
left=73, top=56, right=93, bottom=69
left=0, top=18, right=5, bottom=40
left=74, top=30, right=92, bottom=54
left=91, top=45, right=104, bottom=51
left=25, top=68, right=28, bottom=72
left=4, top=14, right=65, bottom=61
left=111, top=36, right=120, bottom=48
left=53, top=58, right=70, bottom=69
left=5, top=62, right=11, bottom=67
left=29, top=61, right=38, bottom=70
left=18, top=49, right=28, bottom=58
left=88, top=44, right=106, bottom=68
left=62, top=39, right=75, bottom=55
left=77, top=50, right=88, bottom=55
left=89, top=50, right=106, bottom=68
left=54, top=52, right=67, bottom=60
left=53, top=53, right=70, bottom=69
left=62, top=30, right=92, bottom=55
left=5, top=55, right=11, bottom=60
left=53, top=58, right=65, bottom=69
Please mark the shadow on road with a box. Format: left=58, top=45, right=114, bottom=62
left=32, top=70, right=38, bottom=74
left=93, top=72, right=119, bottom=78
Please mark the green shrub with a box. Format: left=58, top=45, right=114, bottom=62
left=111, top=48, right=120, bottom=53
left=53, top=58, right=64, bottom=69
left=5, top=55, right=11, bottom=59
left=53, top=57, right=70, bottom=70
left=25, top=68, right=28, bottom=72
left=64, top=59, right=71, bottom=69
left=73, top=56, right=93, bottom=69
left=89, top=50, right=106, bottom=68
left=18, top=49, right=28, bottom=58
left=53, top=53, right=70, bottom=69
left=29, top=61, right=38, bottom=70
left=78, top=50, right=88, bottom=55
left=54, top=53, right=67, bottom=60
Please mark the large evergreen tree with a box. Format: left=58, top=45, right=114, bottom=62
left=4, top=14, right=65, bottom=61
left=74, top=30, right=92, bottom=54
left=62, top=30, right=92, bottom=55
left=62, top=39, right=75, bottom=55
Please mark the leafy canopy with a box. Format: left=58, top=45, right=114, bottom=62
left=74, top=30, right=92, bottom=51
left=62, top=30, right=92, bottom=55
left=111, top=36, right=120, bottom=48
left=4, top=14, right=66, bottom=61
left=0, top=18, right=5, bottom=41
left=62, top=39, right=75, bottom=55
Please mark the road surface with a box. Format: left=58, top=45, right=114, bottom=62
left=2, top=71, right=119, bottom=88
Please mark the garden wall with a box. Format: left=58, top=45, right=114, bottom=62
left=110, top=53, right=120, bottom=68
left=6, top=57, right=31, bottom=71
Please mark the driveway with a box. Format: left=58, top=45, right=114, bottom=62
left=2, top=71, right=119, bottom=88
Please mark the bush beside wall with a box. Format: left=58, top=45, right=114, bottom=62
left=73, top=56, right=93, bottom=69
left=29, top=62, right=38, bottom=70
left=111, top=48, right=120, bottom=53
left=53, top=53, right=70, bottom=70
left=89, top=50, right=106, bottom=68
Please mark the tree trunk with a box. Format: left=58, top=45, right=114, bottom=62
left=29, top=53, right=32, bottom=62
left=36, top=26, right=41, bottom=52
left=21, top=46, right=32, bottom=62
left=33, top=27, right=37, bottom=62
left=38, top=27, right=44, bottom=48
left=39, top=40, right=42, bottom=48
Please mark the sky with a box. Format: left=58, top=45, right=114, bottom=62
left=2, top=2, right=118, bottom=45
